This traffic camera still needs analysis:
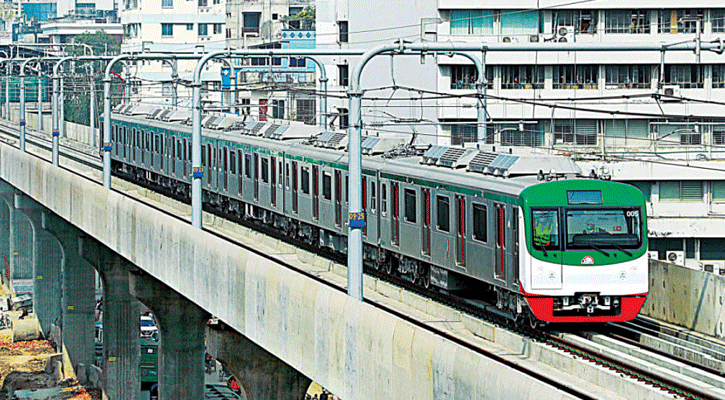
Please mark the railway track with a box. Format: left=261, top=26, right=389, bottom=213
left=1, top=120, right=722, bottom=399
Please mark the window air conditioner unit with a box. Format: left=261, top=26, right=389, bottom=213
left=557, top=26, right=574, bottom=42
left=666, top=250, right=685, bottom=267
left=699, top=261, right=725, bottom=274
left=661, top=84, right=681, bottom=98
left=529, top=34, right=540, bottom=42
left=502, top=36, right=513, bottom=43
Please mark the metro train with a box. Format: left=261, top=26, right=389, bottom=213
left=106, top=104, right=648, bottom=325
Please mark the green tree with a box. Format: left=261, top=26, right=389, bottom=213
left=63, top=31, right=123, bottom=127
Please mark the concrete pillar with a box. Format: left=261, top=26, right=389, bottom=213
left=80, top=238, right=141, bottom=400
left=130, top=272, right=208, bottom=400
left=15, top=193, right=63, bottom=335
left=0, top=192, right=10, bottom=287
left=0, top=187, right=33, bottom=283
left=42, top=211, right=96, bottom=378
left=207, top=327, right=311, bottom=400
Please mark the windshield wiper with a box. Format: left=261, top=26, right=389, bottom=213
left=593, top=241, right=633, bottom=257
left=535, top=242, right=548, bottom=257
left=588, top=243, right=610, bottom=257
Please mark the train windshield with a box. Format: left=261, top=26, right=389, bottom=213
left=566, top=208, right=642, bottom=249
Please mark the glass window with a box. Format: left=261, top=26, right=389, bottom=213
left=501, top=10, right=540, bottom=35
left=186, top=23, right=193, bottom=30
left=605, top=65, right=652, bottom=89
left=437, top=195, right=449, bottom=232
left=338, top=21, right=348, bottom=42
left=162, top=0, right=172, bottom=7
left=214, top=23, right=222, bottom=34
left=658, top=10, right=704, bottom=34
left=566, top=208, right=642, bottom=249
left=553, top=65, right=598, bottom=89
left=381, top=183, right=387, bottom=214
left=338, top=65, right=349, bottom=87
left=554, top=120, right=597, bottom=145
left=532, top=209, right=559, bottom=250
left=450, top=10, right=495, bottom=35
left=450, top=123, right=477, bottom=145
left=500, top=65, right=544, bottom=89
left=450, top=65, right=492, bottom=89
left=713, top=10, right=725, bottom=33
left=244, top=154, right=251, bottom=178
left=498, top=123, right=544, bottom=147
left=714, top=127, right=725, bottom=145
left=261, top=158, right=269, bottom=183
left=404, top=189, right=416, bottom=223
left=552, top=10, right=597, bottom=34
left=229, top=151, right=236, bottom=174
left=713, top=65, right=725, bottom=89
left=323, top=172, right=332, bottom=200
left=198, top=23, right=208, bottom=36
left=472, top=204, right=487, bottom=242
left=301, top=167, right=310, bottom=194
left=664, top=65, right=703, bottom=88
left=660, top=181, right=703, bottom=201
left=605, top=10, right=650, bottom=34
left=162, top=23, right=173, bottom=37
left=701, top=238, right=725, bottom=260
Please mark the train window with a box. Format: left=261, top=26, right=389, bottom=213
left=261, top=158, right=269, bottom=184
left=532, top=209, right=560, bottom=249
left=301, top=166, right=310, bottom=194
left=381, top=183, right=388, bottom=215
left=345, top=175, right=349, bottom=204
left=472, top=204, right=487, bottom=242
left=370, top=182, right=377, bottom=213
left=437, top=195, right=450, bottom=232
left=285, top=163, right=290, bottom=188
left=278, top=161, right=283, bottom=185
left=404, top=189, right=417, bottom=223
left=245, top=154, right=252, bottom=178
left=177, top=140, right=182, bottom=160
left=223, top=147, right=229, bottom=173
left=229, top=151, right=236, bottom=174
left=202, top=145, right=207, bottom=166
left=323, top=172, right=332, bottom=200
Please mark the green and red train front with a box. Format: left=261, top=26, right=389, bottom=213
left=519, top=180, right=648, bottom=323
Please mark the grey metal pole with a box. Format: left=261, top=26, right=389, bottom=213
left=59, top=75, right=65, bottom=138
left=5, top=63, right=9, bottom=121
left=347, top=88, right=363, bottom=301
left=19, top=67, right=26, bottom=152
left=90, top=63, right=96, bottom=148
left=191, top=81, right=202, bottom=227
left=171, top=60, right=178, bottom=107
left=103, top=75, right=111, bottom=188
left=220, top=58, right=236, bottom=114
left=52, top=69, right=59, bottom=166
left=480, top=51, right=487, bottom=142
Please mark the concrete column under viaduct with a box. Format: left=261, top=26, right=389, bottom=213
left=80, top=238, right=141, bottom=400
left=129, top=271, right=208, bottom=400
left=206, top=326, right=312, bottom=400
left=42, top=211, right=96, bottom=378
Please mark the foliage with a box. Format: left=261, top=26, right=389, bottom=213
left=281, top=6, right=315, bottom=30
left=62, top=31, right=123, bottom=127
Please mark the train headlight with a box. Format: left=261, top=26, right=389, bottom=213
left=562, top=297, right=569, bottom=306
left=603, top=296, right=611, bottom=306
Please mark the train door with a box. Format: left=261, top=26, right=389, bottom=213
left=391, top=182, right=400, bottom=247
left=312, top=165, right=319, bottom=220
left=206, top=145, right=213, bottom=186
left=141, top=130, right=145, bottom=165
left=513, top=207, right=520, bottom=286
left=494, top=203, right=506, bottom=281
left=223, top=147, right=229, bottom=192
left=455, top=195, right=465, bottom=267
left=422, top=188, right=431, bottom=256
left=183, top=138, right=188, bottom=178
left=270, top=156, right=277, bottom=207
left=292, top=161, right=298, bottom=214
left=334, top=170, right=342, bottom=228
left=253, top=153, right=259, bottom=201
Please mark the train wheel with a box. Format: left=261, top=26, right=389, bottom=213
left=527, top=310, right=540, bottom=330
left=383, top=261, right=392, bottom=275
left=416, top=265, right=431, bottom=289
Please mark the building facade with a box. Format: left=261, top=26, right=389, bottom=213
left=316, top=0, right=725, bottom=272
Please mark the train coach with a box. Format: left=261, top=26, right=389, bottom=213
left=107, top=104, right=648, bottom=325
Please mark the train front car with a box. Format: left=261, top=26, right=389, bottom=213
left=519, top=179, right=648, bottom=323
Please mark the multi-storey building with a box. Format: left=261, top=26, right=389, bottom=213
left=223, top=0, right=316, bottom=122
left=120, top=0, right=226, bottom=105
left=317, top=1, right=725, bottom=272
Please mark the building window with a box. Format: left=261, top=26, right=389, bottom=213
left=186, top=23, right=193, bottom=30
left=198, top=23, right=208, bottom=36
left=450, top=123, right=477, bottom=145
left=161, top=23, right=173, bottom=37
left=290, top=57, right=306, bottom=67
left=664, top=65, right=703, bottom=88
left=338, top=64, right=349, bottom=87
left=500, top=65, right=544, bottom=89
left=605, top=65, right=652, bottom=89
left=713, top=10, right=725, bottom=33
left=714, top=127, right=725, bottom=145
left=295, top=99, right=316, bottom=124
left=162, top=0, right=172, bottom=7
left=288, top=7, right=303, bottom=29
left=553, top=65, right=598, bottom=89
left=712, top=181, right=725, bottom=201
left=713, top=65, right=725, bottom=89
left=243, top=12, right=261, bottom=33
left=450, top=10, right=495, bottom=35
left=338, top=21, right=348, bottom=43
left=272, top=100, right=285, bottom=119
left=552, top=10, right=597, bottom=35
left=554, top=120, right=597, bottom=145
left=498, top=123, right=543, bottom=147
left=605, top=10, right=650, bottom=34
left=226, top=29, right=231, bottom=38
left=213, top=0, right=220, bottom=4
left=336, top=108, right=348, bottom=129
left=658, top=10, right=704, bottom=34
left=198, top=0, right=207, bottom=6
left=660, top=181, right=703, bottom=202
left=449, top=66, right=493, bottom=89
left=162, top=82, right=173, bottom=96
left=213, top=23, right=222, bottom=34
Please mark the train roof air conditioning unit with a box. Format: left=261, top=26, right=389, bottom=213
left=666, top=250, right=685, bottom=267
left=661, top=85, right=682, bottom=101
